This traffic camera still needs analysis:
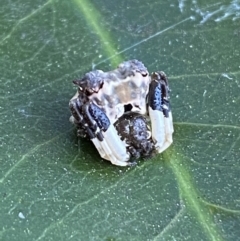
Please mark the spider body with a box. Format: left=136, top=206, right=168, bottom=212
left=69, top=60, right=173, bottom=166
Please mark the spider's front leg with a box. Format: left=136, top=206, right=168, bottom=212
left=69, top=97, right=131, bottom=166
left=148, top=71, right=174, bottom=153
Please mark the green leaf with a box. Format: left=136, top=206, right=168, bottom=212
left=1, top=0, right=240, bottom=240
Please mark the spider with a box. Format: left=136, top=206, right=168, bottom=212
left=69, top=60, right=173, bottom=166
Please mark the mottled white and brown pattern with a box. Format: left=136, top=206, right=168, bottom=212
left=69, top=60, right=174, bottom=166
left=72, top=59, right=150, bottom=124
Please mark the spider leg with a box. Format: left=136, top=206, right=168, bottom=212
left=70, top=98, right=131, bottom=166
left=148, top=71, right=174, bottom=153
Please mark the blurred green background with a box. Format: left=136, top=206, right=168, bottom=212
left=1, top=0, right=240, bottom=240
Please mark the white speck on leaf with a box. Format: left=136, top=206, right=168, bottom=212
left=18, top=212, right=25, bottom=219
left=222, top=73, right=233, bottom=79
